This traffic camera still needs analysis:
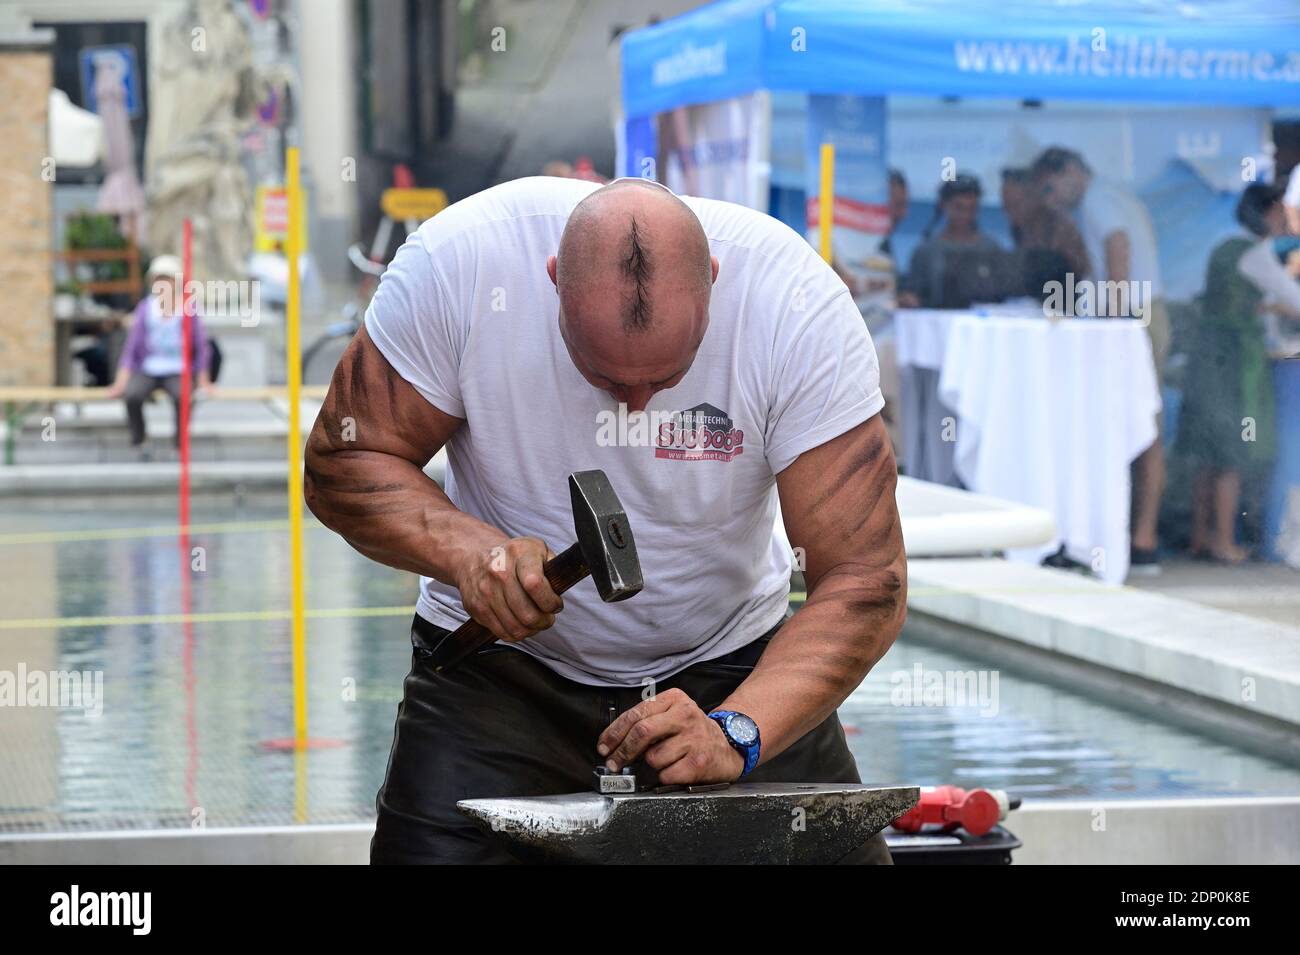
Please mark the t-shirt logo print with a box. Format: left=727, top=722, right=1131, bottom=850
left=654, top=402, right=745, bottom=462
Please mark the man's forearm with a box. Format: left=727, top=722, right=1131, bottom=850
left=716, top=557, right=906, bottom=766
left=304, top=447, right=504, bottom=587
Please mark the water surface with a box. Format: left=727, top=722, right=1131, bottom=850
left=1, top=493, right=1296, bottom=832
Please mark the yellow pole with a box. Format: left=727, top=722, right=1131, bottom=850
left=819, top=142, right=835, bottom=264
left=285, top=147, right=308, bottom=757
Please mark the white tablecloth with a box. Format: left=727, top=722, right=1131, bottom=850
left=937, top=315, right=1160, bottom=583
left=896, top=304, right=1045, bottom=370
left=894, top=309, right=967, bottom=483
left=895, top=309, right=967, bottom=371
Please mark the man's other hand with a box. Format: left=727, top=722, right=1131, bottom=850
left=597, top=688, right=745, bottom=785
left=455, top=536, right=563, bottom=642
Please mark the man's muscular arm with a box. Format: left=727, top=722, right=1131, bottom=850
left=598, top=414, right=905, bottom=783
left=304, top=326, right=562, bottom=640
left=721, top=413, right=906, bottom=762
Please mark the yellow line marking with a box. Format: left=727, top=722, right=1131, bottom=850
left=906, top=583, right=1130, bottom=597
left=0, top=605, right=416, bottom=632
left=788, top=581, right=1129, bottom=604
left=818, top=143, right=834, bottom=263
left=286, top=145, right=310, bottom=762
left=0, top=583, right=1131, bottom=632
left=0, top=518, right=319, bottom=546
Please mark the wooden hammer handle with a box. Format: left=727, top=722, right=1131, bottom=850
left=426, top=542, right=587, bottom=673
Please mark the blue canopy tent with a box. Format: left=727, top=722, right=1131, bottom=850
left=620, top=0, right=1300, bottom=564
left=619, top=0, right=1300, bottom=294
left=622, top=0, right=1300, bottom=118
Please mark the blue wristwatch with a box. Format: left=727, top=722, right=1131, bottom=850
left=708, top=710, right=761, bottom=778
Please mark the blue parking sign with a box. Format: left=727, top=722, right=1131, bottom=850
left=79, top=44, right=141, bottom=118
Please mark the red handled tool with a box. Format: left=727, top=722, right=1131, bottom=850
left=891, top=785, right=1020, bottom=837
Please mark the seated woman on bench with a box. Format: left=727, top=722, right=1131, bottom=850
left=107, top=255, right=214, bottom=451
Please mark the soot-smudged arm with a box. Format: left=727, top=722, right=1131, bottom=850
left=303, top=325, right=505, bottom=585
left=716, top=414, right=906, bottom=766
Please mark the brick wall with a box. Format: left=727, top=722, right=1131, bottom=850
left=0, top=35, right=53, bottom=387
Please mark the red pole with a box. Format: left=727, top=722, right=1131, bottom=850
left=179, top=220, right=197, bottom=810
left=180, top=219, right=193, bottom=531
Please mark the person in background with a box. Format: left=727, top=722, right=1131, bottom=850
left=542, top=158, right=608, bottom=183
left=1000, top=167, right=1091, bottom=295
left=1032, top=146, right=1169, bottom=574
left=832, top=170, right=908, bottom=299
left=657, top=105, right=699, bottom=196
left=898, top=173, right=1007, bottom=308
left=106, top=255, right=213, bottom=452
left=1179, top=184, right=1300, bottom=563
left=72, top=317, right=119, bottom=387
left=880, top=168, right=909, bottom=259
left=864, top=170, right=911, bottom=468
left=1283, top=162, right=1300, bottom=235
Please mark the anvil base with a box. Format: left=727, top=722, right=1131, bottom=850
left=457, top=783, right=920, bottom=864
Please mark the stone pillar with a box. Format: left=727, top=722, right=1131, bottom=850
left=0, top=31, right=53, bottom=387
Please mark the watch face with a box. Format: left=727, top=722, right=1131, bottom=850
left=728, top=714, right=759, bottom=746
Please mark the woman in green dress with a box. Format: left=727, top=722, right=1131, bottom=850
left=1179, top=184, right=1297, bottom=563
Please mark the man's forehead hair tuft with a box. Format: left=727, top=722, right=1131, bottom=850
left=622, top=215, right=652, bottom=331
left=557, top=180, right=711, bottom=334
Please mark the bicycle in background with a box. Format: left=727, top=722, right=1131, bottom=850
left=302, top=170, right=448, bottom=385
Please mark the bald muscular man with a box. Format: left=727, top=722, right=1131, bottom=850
left=305, top=177, right=906, bottom=864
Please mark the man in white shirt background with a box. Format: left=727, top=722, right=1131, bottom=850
left=1033, top=147, right=1170, bottom=575
left=304, top=177, right=906, bottom=864
left=1283, top=161, right=1300, bottom=236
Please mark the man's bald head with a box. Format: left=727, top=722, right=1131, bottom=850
left=548, top=179, right=717, bottom=411
left=556, top=179, right=712, bottom=330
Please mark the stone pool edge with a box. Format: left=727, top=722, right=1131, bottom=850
left=906, top=557, right=1300, bottom=753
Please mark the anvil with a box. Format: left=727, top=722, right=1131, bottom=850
left=457, top=783, right=920, bottom=864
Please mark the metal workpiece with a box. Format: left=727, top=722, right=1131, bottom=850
left=457, top=783, right=920, bottom=864
left=593, top=766, right=637, bottom=794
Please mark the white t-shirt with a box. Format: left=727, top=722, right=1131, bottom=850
left=1076, top=178, right=1163, bottom=298
left=365, top=177, right=883, bottom=686
left=1238, top=234, right=1300, bottom=314
left=1284, top=164, right=1300, bottom=211
left=141, top=298, right=185, bottom=378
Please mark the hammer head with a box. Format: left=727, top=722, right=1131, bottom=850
left=569, top=470, right=642, bottom=602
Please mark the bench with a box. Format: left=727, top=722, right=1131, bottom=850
left=0, top=385, right=329, bottom=465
